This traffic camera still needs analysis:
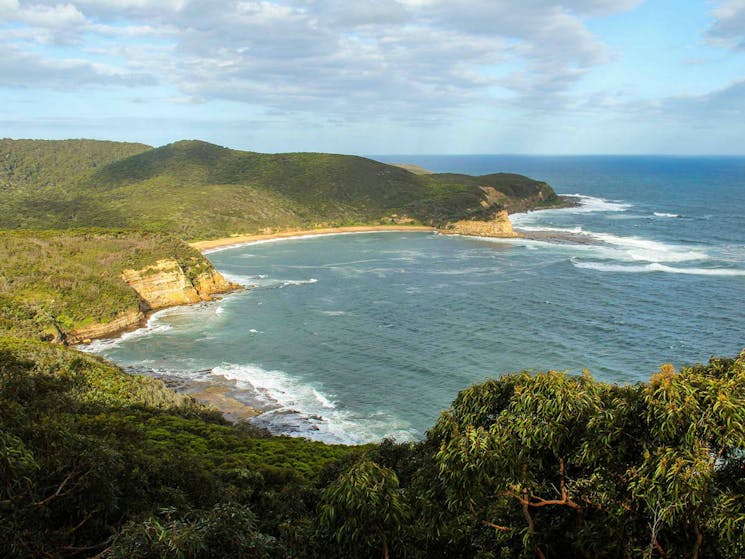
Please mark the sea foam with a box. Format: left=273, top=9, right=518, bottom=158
left=212, top=363, right=416, bottom=444
left=572, top=260, right=745, bottom=277
left=79, top=308, right=174, bottom=353
left=588, top=231, right=708, bottom=263
left=512, top=194, right=631, bottom=228
left=654, top=212, right=681, bottom=218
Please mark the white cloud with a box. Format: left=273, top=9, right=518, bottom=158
left=15, top=3, right=87, bottom=27
left=561, top=0, right=645, bottom=16
left=0, top=0, right=19, bottom=14
left=0, top=42, right=157, bottom=88
left=708, top=0, right=745, bottom=50
left=0, top=0, right=645, bottom=120
left=575, top=78, right=745, bottom=128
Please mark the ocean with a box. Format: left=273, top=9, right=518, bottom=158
left=85, top=156, right=745, bottom=444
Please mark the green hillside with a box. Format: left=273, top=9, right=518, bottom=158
left=0, top=337, right=361, bottom=558
left=0, top=139, right=560, bottom=239
left=0, top=138, right=151, bottom=191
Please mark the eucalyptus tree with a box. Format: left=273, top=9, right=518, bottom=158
left=320, top=460, right=409, bottom=559
left=430, top=352, right=745, bottom=558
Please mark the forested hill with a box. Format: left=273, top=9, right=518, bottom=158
left=0, top=139, right=560, bottom=239
left=0, top=138, right=151, bottom=190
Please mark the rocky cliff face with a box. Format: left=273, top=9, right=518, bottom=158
left=502, top=182, right=561, bottom=214
left=121, top=258, right=237, bottom=311
left=442, top=210, right=519, bottom=238
left=70, top=259, right=237, bottom=343
left=67, top=309, right=145, bottom=345
left=192, top=267, right=237, bottom=302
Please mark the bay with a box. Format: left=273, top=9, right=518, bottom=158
left=87, top=156, right=745, bottom=444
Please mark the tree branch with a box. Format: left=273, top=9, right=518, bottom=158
left=34, top=470, right=77, bottom=507
left=481, top=520, right=511, bottom=532
left=691, top=523, right=702, bottom=559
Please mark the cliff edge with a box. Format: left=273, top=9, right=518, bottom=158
left=440, top=209, right=519, bottom=238
left=67, top=260, right=237, bottom=343
left=0, top=230, right=240, bottom=345
left=121, top=258, right=235, bottom=311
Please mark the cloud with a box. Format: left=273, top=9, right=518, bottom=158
left=0, top=0, right=645, bottom=120
left=707, top=0, right=745, bottom=50
left=659, top=78, right=745, bottom=122
left=0, top=42, right=157, bottom=88
left=560, top=0, right=645, bottom=16
left=577, top=78, right=745, bottom=129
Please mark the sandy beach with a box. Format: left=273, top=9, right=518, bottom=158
left=189, top=225, right=436, bottom=252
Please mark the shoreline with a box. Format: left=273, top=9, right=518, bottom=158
left=98, top=202, right=586, bottom=426
left=189, top=197, right=580, bottom=254
left=189, top=225, right=436, bottom=252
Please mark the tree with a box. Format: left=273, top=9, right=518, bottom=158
left=320, top=460, right=409, bottom=559
left=108, top=503, right=275, bottom=559
left=431, top=353, right=745, bottom=558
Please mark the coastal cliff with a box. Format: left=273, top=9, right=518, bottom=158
left=67, top=259, right=237, bottom=343
left=120, top=258, right=235, bottom=311
left=441, top=209, right=519, bottom=238
left=0, top=230, right=240, bottom=344
left=66, top=309, right=145, bottom=344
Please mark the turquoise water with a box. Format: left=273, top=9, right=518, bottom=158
left=87, top=156, right=745, bottom=444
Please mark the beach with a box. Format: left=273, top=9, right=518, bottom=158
left=189, top=225, right=436, bottom=252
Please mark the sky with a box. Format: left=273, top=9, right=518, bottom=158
left=1, top=0, right=744, bottom=155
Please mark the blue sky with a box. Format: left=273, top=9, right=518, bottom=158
left=1, top=0, right=744, bottom=154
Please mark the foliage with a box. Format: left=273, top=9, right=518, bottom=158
left=108, top=503, right=275, bottom=559
left=320, top=460, right=409, bottom=558
left=0, top=138, right=150, bottom=191
left=0, top=139, right=560, bottom=238
left=430, top=358, right=745, bottom=558
left=0, top=338, right=360, bottom=559
left=0, top=229, right=221, bottom=340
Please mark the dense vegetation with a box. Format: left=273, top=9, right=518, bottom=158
left=0, top=139, right=560, bottom=239
left=2, top=336, right=743, bottom=558
left=0, top=229, right=221, bottom=341
left=0, top=337, right=361, bottom=558
left=0, top=139, right=150, bottom=191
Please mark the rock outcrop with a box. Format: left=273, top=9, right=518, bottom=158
left=70, top=259, right=238, bottom=344
left=441, top=210, right=519, bottom=238
left=192, top=267, right=238, bottom=302
left=121, top=258, right=237, bottom=311
left=67, top=309, right=145, bottom=345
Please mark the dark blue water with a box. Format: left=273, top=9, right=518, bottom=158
left=88, top=156, right=745, bottom=443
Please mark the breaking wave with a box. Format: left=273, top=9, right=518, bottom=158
left=572, top=260, right=745, bottom=277
left=212, top=363, right=416, bottom=444
left=588, top=231, right=708, bottom=263
left=79, top=309, right=174, bottom=353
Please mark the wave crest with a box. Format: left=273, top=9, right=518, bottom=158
left=212, top=363, right=416, bottom=444
left=572, top=260, right=745, bottom=276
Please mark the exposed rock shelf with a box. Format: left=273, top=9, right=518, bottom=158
left=66, top=310, right=146, bottom=345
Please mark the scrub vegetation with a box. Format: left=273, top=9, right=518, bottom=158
left=2, top=337, right=743, bottom=558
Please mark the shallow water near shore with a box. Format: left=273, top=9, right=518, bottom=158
left=87, top=155, right=745, bottom=444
